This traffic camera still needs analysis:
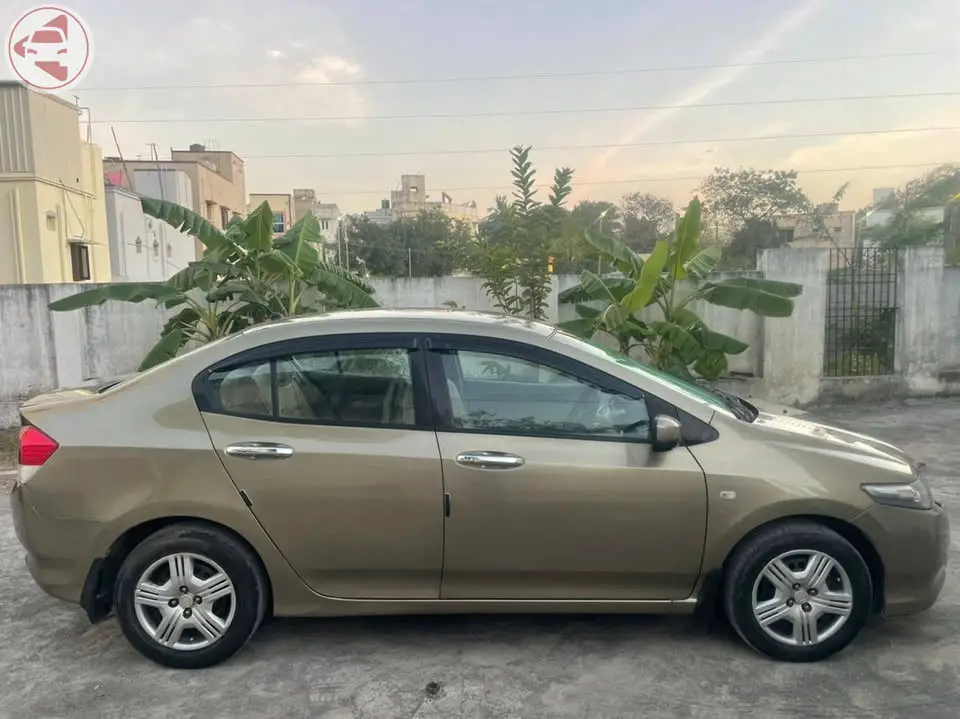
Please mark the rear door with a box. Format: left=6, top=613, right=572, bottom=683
left=426, top=335, right=708, bottom=601
left=197, top=333, right=444, bottom=599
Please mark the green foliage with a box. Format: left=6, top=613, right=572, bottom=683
left=462, top=146, right=573, bottom=320
left=49, top=200, right=377, bottom=370
left=619, top=192, right=677, bottom=253
left=699, top=168, right=811, bottom=231
left=558, top=198, right=803, bottom=381
left=860, top=165, right=960, bottom=250
left=344, top=210, right=473, bottom=276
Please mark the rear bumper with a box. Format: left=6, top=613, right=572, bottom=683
left=10, top=483, right=104, bottom=606
left=854, top=500, right=950, bottom=616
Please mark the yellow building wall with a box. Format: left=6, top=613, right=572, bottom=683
left=0, top=178, right=110, bottom=284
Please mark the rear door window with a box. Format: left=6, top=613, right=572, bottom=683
left=205, top=345, right=417, bottom=428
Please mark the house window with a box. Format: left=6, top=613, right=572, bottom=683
left=69, top=243, right=91, bottom=281
left=221, top=206, right=231, bottom=228
left=272, top=212, right=285, bottom=233
left=320, top=219, right=329, bottom=230
left=135, top=237, right=143, bottom=254
left=777, top=228, right=795, bottom=244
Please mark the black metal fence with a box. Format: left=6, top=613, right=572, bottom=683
left=823, top=248, right=899, bottom=377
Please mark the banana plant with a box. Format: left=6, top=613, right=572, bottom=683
left=49, top=199, right=378, bottom=370
left=558, top=197, right=802, bottom=380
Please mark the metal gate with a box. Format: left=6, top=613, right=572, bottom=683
left=823, top=248, right=899, bottom=377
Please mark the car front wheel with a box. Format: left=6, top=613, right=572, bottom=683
left=723, top=520, right=873, bottom=662
left=113, top=523, right=268, bottom=669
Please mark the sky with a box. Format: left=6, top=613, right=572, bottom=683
left=3, top=0, right=960, bottom=215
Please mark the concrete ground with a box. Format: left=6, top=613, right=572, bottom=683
left=1, top=400, right=959, bottom=719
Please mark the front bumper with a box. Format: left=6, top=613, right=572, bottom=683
left=10, top=483, right=104, bottom=605
left=854, top=500, right=950, bottom=616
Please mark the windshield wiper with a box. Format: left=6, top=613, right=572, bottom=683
left=694, top=382, right=758, bottom=422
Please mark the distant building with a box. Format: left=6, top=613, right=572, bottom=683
left=104, top=169, right=194, bottom=281
left=861, top=206, right=945, bottom=230
left=249, top=193, right=294, bottom=236
left=387, top=174, right=478, bottom=226
left=0, top=81, right=111, bottom=284
left=103, top=143, right=247, bottom=259
left=773, top=204, right=856, bottom=249
left=361, top=199, right=399, bottom=226
left=293, top=189, right=342, bottom=261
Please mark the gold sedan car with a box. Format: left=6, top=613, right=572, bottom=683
left=10, top=311, right=949, bottom=668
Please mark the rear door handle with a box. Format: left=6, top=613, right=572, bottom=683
left=456, top=451, right=525, bottom=470
left=225, top=442, right=295, bottom=460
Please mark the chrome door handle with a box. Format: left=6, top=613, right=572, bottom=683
left=456, top=451, right=525, bottom=470
left=225, top=442, right=295, bottom=460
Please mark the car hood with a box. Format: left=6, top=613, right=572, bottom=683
left=750, top=412, right=917, bottom=474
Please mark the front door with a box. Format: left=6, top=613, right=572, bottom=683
left=427, top=337, right=708, bottom=601
left=199, top=335, right=444, bottom=600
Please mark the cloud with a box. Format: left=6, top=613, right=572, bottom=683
left=580, top=0, right=828, bottom=183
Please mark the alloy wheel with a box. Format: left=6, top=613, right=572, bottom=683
left=132, top=552, right=237, bottom=652
left=751, top=549, right=854, bottom=647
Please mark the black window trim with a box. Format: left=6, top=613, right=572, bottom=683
left=192, top=332, right=434, bottom=431
left=423, top=333, right=717, bottom=446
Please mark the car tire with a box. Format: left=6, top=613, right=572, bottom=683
left=113, top=522, right=268, bottom=669
left=722, top=520, right=873, bottom=662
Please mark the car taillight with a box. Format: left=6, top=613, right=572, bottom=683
left=17, top=426, right=58, bottom=485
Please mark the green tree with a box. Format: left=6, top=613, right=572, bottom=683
left=699, top=168, right=811, bottom=232
left=558, top=197, right=802, bottom=381
left=345, top=210, right=471, bottom=276
left=860, top=164, right=960, bottom=250
left=619, top=192, right=676, bottom=253
left=49, top=199, right=377, bottom=370
left=464, top=146, right=574, bottom=319
left=720, top=218, right=782, bottom=270
left=550, top=200, right=618, bottom=274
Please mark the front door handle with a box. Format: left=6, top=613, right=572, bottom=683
left=225, top=442, right=295, bottom=460
left=456, top=451, right=525, bottom=470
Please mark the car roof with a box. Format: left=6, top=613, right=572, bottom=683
left=232, top=308, right=559, bottom=343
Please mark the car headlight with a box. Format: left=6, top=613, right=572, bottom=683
left=861, top=479, right=933, bottom=510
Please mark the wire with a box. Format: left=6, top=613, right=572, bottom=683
left=78, top=50, right=953, bottom=91
left=91, top=91, right=960, bottom=124
left=244, top=126, right=960, bottom=160
left=290, top=162, right=957, bottom=197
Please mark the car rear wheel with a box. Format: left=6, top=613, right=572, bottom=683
left=723, top=520, right=873, bottom=662
left=114, top=523, right=267, bottom=669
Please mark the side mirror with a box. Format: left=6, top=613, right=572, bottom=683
left=651, top=415, right=682, bottom=453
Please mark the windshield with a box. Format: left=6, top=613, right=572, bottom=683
left=548, top=328, right=757, bottom=421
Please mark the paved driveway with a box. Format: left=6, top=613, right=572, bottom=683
left=1, top=400, right=959, bottom=719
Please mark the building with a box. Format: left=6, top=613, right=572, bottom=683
left=104, top=169, right=194, bottom=281
left=293, top=189, right=342, bottom=260
left=773, top=204, right=856, bottom=249
left=861, top=205, right=945, bottom=230
left=248, top=193, right=294, bottom=236
left=0, top=82, right=111, bottom=284
left=103, top=143, right=247, bottom=259
left=386, top=174, right=478, bottom=226
left=361, top=200, right=399, bottom=226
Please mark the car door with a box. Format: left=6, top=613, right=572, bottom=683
left=426, top=335, right=708, bottom=601
left=198, top=333, right=444, bottom=600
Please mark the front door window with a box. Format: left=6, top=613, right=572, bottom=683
left=442, top=349, right=651, bottom=441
